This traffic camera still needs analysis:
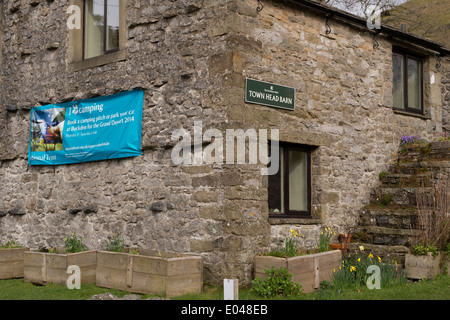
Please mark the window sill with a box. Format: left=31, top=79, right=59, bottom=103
left=68, top=50, right=127, bottom=72
left=269, top=217, right=321, bottom=225
left=393, top=109, right=430, bottom=120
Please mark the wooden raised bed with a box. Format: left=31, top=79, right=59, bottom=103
left=254, top=249, right=342, bottom=293
left=96, top=248, right=203, bottom=298
left=24, top=248, right=97, bottom=285
left=0, top=248, right=29, bottom=279
left=405, top=252, right=442, bottom=280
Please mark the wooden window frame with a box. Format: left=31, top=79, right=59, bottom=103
left=83, top=0, right=120, bottom=60
left=392, top=49, right=424, bottom=115
left=68, top=0, right=126, bottom=72
left=268, top=142, right=312, bottom=219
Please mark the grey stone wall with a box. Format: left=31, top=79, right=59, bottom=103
left=442, top=56, right=450, bottom=132
left=0, top=0, right=447, bottom=285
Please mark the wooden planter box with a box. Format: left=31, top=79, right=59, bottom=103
left=24, top=249, right=97, bottom=285
left=405, top=252, right=442, bottom=280
left=96, top=248, right=203, bottom=298
left=0, top=248, right=29, bottom=279
left=254, top=249, right=342, bottom=293
left=447, top=257, right=450, bottom=276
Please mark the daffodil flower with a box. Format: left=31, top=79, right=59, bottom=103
left=357, top=258, right=361, bottom=262
left=350, top=266, right=356, bottom=272
left=378, top=256, right=381, bottom=263
left=359, top=245, right=365, bottom=251
left=368, top=253, right=374, bottom=259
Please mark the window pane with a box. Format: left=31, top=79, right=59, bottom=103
left=268, top=148, right=284, bottom=213
left=106, top=0, right=120, bottom=51
left=407, top=58, right=421, bottom=110
left=288, top=150, right=307, bottom=211
left=85, top=0, right=104, bottom=59
left=392, top=54, right=404, bottom=109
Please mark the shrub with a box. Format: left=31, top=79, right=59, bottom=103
left=264, top=228, right=302, bottom=258
left=251, top=267, right=303, bottom=298
left=413, top=172, right=450, bottom=251
left=378, top=171, right=389, bottom=180
left=63, top=233, right=88, bottom=253
left=0, top=240, right=23, bottom=249
left=106, top=233, right=125, bottom=252
left=330, top=248, right=407, bottom=290
left=316, top=227, right=335, bottom=253
left=412, top=244, right=439, bottom=257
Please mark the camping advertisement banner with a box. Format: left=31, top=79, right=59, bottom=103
left=28, top=89, right=144, bottom=166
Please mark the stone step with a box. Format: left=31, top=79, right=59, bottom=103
left=370, top=187, right=431, bottom=206
left=379, top=173, right=432, bottom=188
left=359, top=207, right=418, bottom=229
left=357, top=226, right=417, bottom=247
left=389, top=160, right=450, bottom=175
left=397, top=142, right=450, bottom=163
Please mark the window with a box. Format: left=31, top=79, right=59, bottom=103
left=84, top=0, right=120, bottom=59
left=392, top=50, right=423, bottom=113
left=268, top=144, right=312, bottom=218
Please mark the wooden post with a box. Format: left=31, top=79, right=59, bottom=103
left=224, top=279, right=238, bottom=300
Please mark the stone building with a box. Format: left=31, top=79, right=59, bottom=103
left=0, top=0, right=449, bottom=285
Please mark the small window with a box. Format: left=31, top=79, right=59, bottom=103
left=84, top=0, right=120, bottom=59
left=268, top=144, right=312, bottom=218
left=392, top=51, right=423, bottom=113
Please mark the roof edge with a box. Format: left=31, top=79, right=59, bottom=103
left=280, top=0, right=450, bottom=55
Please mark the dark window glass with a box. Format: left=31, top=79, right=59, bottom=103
left=268, top=144, right=311, bottom=218
left=392, top=51, right=423, bottom=113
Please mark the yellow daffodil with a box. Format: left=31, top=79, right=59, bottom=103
left=333, top=268, right=336, bottom=272
left=357, top=258, right=361, bottom=262
left=368, top=253, right=373, bottom=259
left=350, top=266, right=356, bottom=272
left=378, top=256, right=381, bottom=263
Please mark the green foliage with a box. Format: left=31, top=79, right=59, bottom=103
left=378, top=171, right=389, bottom=180
left=381, top=194, right=393, bottom=206
left=264, top=229, right=302, bottom=258
left=129, top=249, right=139, bottom=255
left=330, top=249, right=407, bottom=291
left=412, top=244, right=439, bottom=257
left=63, top=233, right=88, bottom=253
left=106, top=233, right=125, bottom=252
left=316, top=227, right=334, bottom=252
left=251, top=267, right=303, bottom=298
left=0, top=241, right=23, bottom=249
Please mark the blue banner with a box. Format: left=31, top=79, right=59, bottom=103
left=28, top=89, right=144, bottom=165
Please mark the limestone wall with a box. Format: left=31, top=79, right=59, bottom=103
left=442, top=56, right=450, bottom=132
left=0, top=0, right=447, bottom=285
left=228, top=0, right=444, bottom=253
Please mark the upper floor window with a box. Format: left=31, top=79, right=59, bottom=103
left=392, top=50, right=423, bottom=113
left=84, top=0, right=120, bottom=59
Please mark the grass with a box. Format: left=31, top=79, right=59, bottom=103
left=0, top=275, right=448, bottom=300
left=0, top=279, right=153, bottom=300
left=174, top=275, right=450, bottom=300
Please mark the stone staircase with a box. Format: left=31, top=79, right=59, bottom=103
left=354, top=141, right=450, bottom=264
